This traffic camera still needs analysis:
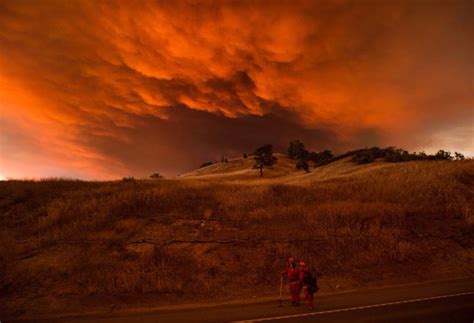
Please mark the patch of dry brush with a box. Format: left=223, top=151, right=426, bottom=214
left=1, top=160, right=473, bottom=316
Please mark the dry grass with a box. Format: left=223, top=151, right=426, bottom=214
left=1, top=159, right=473, bottom=317
left=180, top=153, right=296, bottom=180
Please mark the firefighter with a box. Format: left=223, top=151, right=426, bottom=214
left=299, top=260, right=317, bottom=310
left=281, top=257, right=301, bottom=305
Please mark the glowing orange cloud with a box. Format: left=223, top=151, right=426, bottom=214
left=0, top=0, right=472, bottom=179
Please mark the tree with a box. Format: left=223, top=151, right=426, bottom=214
left=288, top=140, right=307, bottom=160
left=254, top=144, right=277, bottom=176
left=308, top=149, right=333, bottom=164
left=415, top=151, right=427, bottom=160
left=243, top=153, right=248, bottom=159
left=384, top=147, right=410, bottom=162
left=454, top=152, right=465, bottom=160
left=435, top=150, right=453, bottom=160
left=352, top=147, right=386, bottom=164
left=296, top=159, right=310, bottom=172
left=150, top=173, right=162, bottom=179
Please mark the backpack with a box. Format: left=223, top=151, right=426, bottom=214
left=303, top=271, right=319, bottom=293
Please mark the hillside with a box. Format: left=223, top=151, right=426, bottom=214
left=180, top=153, right=297, bottom=179
left=180, top=153, right=409, bottom=185
left=1, top=159, right=474, bottom=319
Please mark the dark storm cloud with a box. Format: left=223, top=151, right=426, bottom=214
left=78, top=103, right=337, bottom=176
left=0, top=0, right=472, bottom=179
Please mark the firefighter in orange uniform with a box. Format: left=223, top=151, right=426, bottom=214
left=281, top=257, right=301, bottom=305
left=299, top=260, right=318, bottom=310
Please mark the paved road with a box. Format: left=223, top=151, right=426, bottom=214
left=20, top=278, right=474, bottom=323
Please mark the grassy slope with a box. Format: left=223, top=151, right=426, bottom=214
left=180, top=153, right=411, bottom=185
left=180, top=153, right=296, bottom=180
left=1, top=157, right=473, bottom=318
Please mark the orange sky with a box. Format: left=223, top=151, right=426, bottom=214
left=0, top=0, right=473, bottom=179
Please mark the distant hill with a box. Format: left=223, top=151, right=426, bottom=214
left=180, top=153, right=296, bottom=179
left=180, top=152, right=406, bottom=185
left=181, top=147, right=470, bottom=186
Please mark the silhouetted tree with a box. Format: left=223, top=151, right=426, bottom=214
left=349, top=147, right=459, bottom=164
left=150, top=173, right=162, bottom=179
left=385, top=147, right=410, bottom=162
left=254, top=144, right=277, bottom=176
left=435, top=150, right=453, bottom=160
left=307, top=150, right=333, bottom=164
left=243, top=153, right=248, bottom=159
left=288, top=140, right=307, bottom=160
left=224, top=158, right=228, bottom=163
left=415, top=151, right=428, bottom=160
left=454, top=152, right=465, bottom=160
left=309, top=146, right=465, bottom=168
left=352, top=149, right=375, bottom=164
left=296, top=159, right=310, bottom=173
left=321, top=150, right=334, bottom=161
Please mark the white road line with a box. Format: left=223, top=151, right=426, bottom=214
left=232, top=291, right=474, bottom=322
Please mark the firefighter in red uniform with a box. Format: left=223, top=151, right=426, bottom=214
left=281, top=257, right=301, bottom=305
left=299, top=260, right=315, bottom=310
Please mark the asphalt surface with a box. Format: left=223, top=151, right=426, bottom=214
left=17, top=278, right=474, bottom=323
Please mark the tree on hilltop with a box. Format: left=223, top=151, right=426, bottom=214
left=254, top=144, right=277, bottom=176
left=309, top=149, right=334, bottom=164
left=288, top=140, right=307, bottom=160
left=454, top=152, right=465, bottom=160
left=435, top=150, right=453, bottom=160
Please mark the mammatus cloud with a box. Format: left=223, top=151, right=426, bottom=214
left=0, top=0, right=472, bottom=179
